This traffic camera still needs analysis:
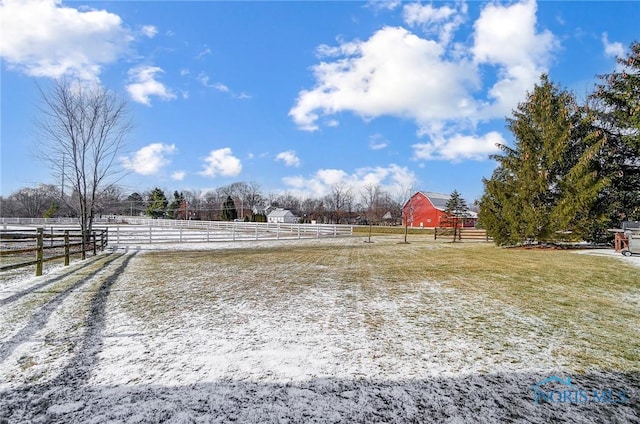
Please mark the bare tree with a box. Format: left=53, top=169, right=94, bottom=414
left=6, top=184, right=61, bottom=218
left=95, top=184, right=126, bottom=216
left=361, top=184, right=382, bottom=242
left=183, top=189, right=203, bottom=219
left=36, top=78, right=132, bottom=255
left=238, top=181, right=263, bottom=212
left=329, top=183, right=353, bottom=224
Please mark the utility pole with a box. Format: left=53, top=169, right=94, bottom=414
left=61, top=153, right=65, bottom=197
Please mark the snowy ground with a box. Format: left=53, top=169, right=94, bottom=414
left=0, top=238, right=638, bottom=423
left=575, top=247, right=640, bottom=268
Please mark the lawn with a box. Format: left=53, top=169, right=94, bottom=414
left=0, top=236, right=638, bottom=422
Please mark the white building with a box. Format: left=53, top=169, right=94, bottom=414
left=267, top=208, right=299, bottom=224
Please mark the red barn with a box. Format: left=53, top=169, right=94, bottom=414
left=402, top=191, right=477, bottom=228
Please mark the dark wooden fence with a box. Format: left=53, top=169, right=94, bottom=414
left=434, top=228, right=492, bottom=242
left=0, top=227, right=108, bottom=276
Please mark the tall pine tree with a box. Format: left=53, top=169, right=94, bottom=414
left=146, top=187, right=168, bottom=218
left=479, top=75, right=606, bottom=245
left=167, top=191, right=184, bottom=219
left=590, top=41, right=640, bottom=230
left=443, top=190, right=469, bottom=242
left=221, top=195, right=238, bottom=221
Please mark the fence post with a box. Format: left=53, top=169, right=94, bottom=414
left=434, top=228, right=438, bottom=240
left=35, top=228, right=44, bottom=276
left=81, top=230, right=86, bottom=260
left=92, top=232, right=97, bottom=255
left=64, top=230, right=70, bottom=266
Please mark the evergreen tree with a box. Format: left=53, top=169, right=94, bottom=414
left=146, top=187, right=168, bottom=218
left=443, top=190, right=470, bottom=242
left=590, top=41, right=640, bottom=229
left=251, top=212, right=267, bottom=222
left=221, top=195, right=238, bottom=221
left=167, top=191, right=184, bottom=219
left=479, top=75, right=606, bottom=245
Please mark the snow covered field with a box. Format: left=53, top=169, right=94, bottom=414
left=0, top=237, right=638, bottom=423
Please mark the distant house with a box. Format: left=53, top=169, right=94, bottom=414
left=402, top=191, right=478, bottom=228
left=252, top=205, right=274, bottom=216
left=267, top=208, right=299, bottom=224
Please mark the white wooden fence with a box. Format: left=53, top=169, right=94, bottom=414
left=0, top=217, right=353, bottom=245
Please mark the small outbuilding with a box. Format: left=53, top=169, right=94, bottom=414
left=267, top=208, right=299, bottom=224
left=402, top=191, right=478, bottom=228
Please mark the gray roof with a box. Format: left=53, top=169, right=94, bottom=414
left=419, top=191, right=450, bottom=210
left=267, top=208, right=297, bottom=218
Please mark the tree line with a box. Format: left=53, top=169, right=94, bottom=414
left=0, top=181, right=409, bottom=225
left=479, top=42, right=640, bottom=245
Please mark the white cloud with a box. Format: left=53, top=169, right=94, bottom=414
left=402, top=2, right=466, bottom=45
left=602, top=32, right=624, bottom=58
left=171, top=171, right=186, bottom=181
left=196, top=47, right=212, bottom=59
left=326, top=119, right=340, bottom=127
left=121, top=143, right=177, bottom=175
left=276, top=151, right=301, bottom=167
left=289, top=26, right=479, bottom=132
left=367, top=0, right=402, bottom=12
left=198, top=73, right=249, bottom=98
left=214, top=83, right=230, bottom=93
left=282, top=164, right=416, bottom=199
left=413, top=131, right=504, bottom=161
left=126, top=66, right=176, bottom=106
left=200, top=148, right=242, bottom=177
left=290, top=0, right=558, bottom=162
left=141, top=25, right=158, bottom=38
left=404, top=3, right=455, bottom=25
left=472, top=0, right=557, bottom=118
left=369, top=134, right=389, bottom=150
left=0, top=0, right=132, bottom=81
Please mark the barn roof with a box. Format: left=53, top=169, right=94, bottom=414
left=419, top=192, right=450, bottom=210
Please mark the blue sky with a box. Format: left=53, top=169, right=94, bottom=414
left=1, top=0, right=638, bottom=203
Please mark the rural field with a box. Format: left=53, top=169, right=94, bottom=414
left=0, top=236, right=639, bottom=423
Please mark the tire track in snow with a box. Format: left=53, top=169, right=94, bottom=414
left=0, top=253, right=137, bottom=422
left=0, top=253, right=125, bottom=362
left=49, top=252, right=137, bottom=388
left=0, top=254, right=110, bottom=307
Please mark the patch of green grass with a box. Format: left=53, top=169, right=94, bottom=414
left=352, top=225, right=435, bottom=236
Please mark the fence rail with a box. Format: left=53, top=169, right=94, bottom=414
left=1, top=217, right=353, bottom=245
left=107, top=222, right=351, bottom=244
left=0, top=227, right=108, bottom=276
left=434, top=227, right=492, bottom=242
